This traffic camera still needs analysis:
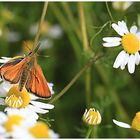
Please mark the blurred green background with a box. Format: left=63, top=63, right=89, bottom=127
left=0, top=1, right=140, bottom=138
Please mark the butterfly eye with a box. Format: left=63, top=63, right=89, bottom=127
left=28, top=52, right=32, bottom=55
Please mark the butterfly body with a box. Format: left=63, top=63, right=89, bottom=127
left=0, top=43, right=51, bottom=98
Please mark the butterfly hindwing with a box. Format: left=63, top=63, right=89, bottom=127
left=25, top=64, right=51, bottom=98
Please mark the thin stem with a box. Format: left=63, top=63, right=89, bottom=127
left=85, top=68, right=91, bottom=108
left=78, top=2, right=89, bottom=51
left=86, top=126, right=93, bottom=138
left=105, top=2, right=114, bottom=22
left=90, top=21, right=111, bottom=47
left=49, top=54, right=103, bottom=104
left=33, top=1, right=49, bottom=49
left=78, top=2, right=92, bottom=108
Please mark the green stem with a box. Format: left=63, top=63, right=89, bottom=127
left=86, top=126, right=93, bottom=138
left=78, top=2, right=89, bottom=51
left=61, top=2, right=82, bottom=41
left=85, top=68, right=91, bottom=108
left=90, top=21, right=111, bottom=47
left=92, top=126, right=98, bottom=138
left=78, top=2, right=92, bottom=108
left=33, top=1, right=49, bottom=49
left=105, top=2, right=114, bottom=22
left=49, top=54, right=103, bottom=104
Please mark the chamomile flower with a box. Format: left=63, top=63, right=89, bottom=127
left=0, top=85, right=54, bottom=118
left=113, top=111, right=140, bottom=132
left=12, top=121, right=59, bottom=138
left=0, top=110, right=37, bottom=138
left=103, top=20, right=140, bottom=74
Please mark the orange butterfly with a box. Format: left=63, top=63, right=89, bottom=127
left=0, top=42, right=51, bottom=98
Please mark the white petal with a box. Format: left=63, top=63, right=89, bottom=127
left=48, top=82, right=55, bottom=94
left=130, top=26, right=137, bottom=34
left=128, top=54, right=136, bottom=74
left=0, top=81, right=12, bottom=97
left=103, top=37, right=121, bottom=43
left=112, top=23, right=125, bottom=36
left=30, top=101, right=54, bottom=109
left=136, top=32, right=140, bottom=40
left=113, top=119, right=131, bottom=128
left=113, top=51, right=126, bottom=68
left=0, top=57, right=10, bottom=63
left=120, top=53, right=129, bottom=70
left=0, top=126, right=6, bottom=133
left=118, top=21, right=129, bottom=34
left=27, top=104, right=49, bottom=114
left=0, top=59, right=8, bottom=63
left=0, top=98, right=5, bottom=105
left=0, top=112, right=7, bottom=124
left=135, top=52, right=140, bottom=65
left=30, top=94, right=39, bottom=100
left=49, top=130, right=59, bottom=138
left=103, top=42, right=121, bottom=47
left=1, top=57, right=11, bottom=60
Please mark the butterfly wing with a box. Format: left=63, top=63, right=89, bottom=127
left=0, top=57, right=27, bottom=84
left=25, top=64, right=51, bottom=98
left=0, top=57, right=24, bottom=76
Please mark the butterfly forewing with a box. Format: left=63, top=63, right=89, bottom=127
left=1, top=57, right=27, bottom=84
left=25, top=64, right=51, bottom=98
left=0, top=57, right=24, bottom=77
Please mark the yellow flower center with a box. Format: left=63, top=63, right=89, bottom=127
left=5, top=85, right=30, bottom=108
left=29, top=122, right=50, bottom=138
left=122, top=33, right=140, bottom=54
left=83, top=108, right=101, bottom=125
left=4, top=115, right=24, bottom=132
left=131, top=112, right=140, bottom=131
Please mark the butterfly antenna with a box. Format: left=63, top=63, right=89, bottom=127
left=37, top=54, right=50, bottom=58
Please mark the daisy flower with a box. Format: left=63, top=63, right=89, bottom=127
left=0, top=84, right=54, bottom=118
left=12, top=121, right=59, bottom=138
left=103, top=20, right=140, bottom=74
left=113, top=111, right=140, bottom=132
left=0, top=56, right=55, bottom=116
left=0, top=110, right=37, bottom=138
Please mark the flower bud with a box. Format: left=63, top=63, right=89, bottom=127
left=83, top=108, right=101, bottom=125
